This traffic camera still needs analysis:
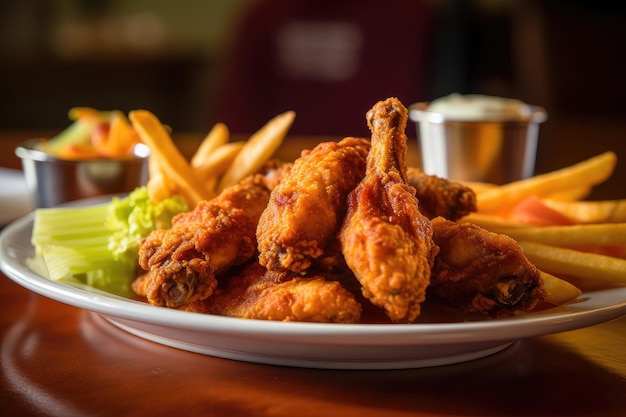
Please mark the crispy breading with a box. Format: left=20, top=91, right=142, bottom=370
left=429, top=216, right=546, bottom=317
left=406, top=167, right=477, bottom=221
left=136, top=174, right=275, bottom=308
left=185, top=262, right=362, bottom=323
left=257, top=137, right=370, bottom=273
left=339, top=98, right=438, bottom=323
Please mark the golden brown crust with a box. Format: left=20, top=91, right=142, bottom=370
left=256, top=137, right=370, bottom=273
left=185, top=262, right=362, bottom=323
left=406, top=167, right=477, bottom=221
left=136, top=174, right=272, bottom=308
left=429, top=216, right=546, bottom=317
left=339, top=98, right=438, bottom=323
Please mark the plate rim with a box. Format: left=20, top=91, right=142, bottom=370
left=0, top=167, right=32, bottom=226
left=2, top=208, right=626, bottom=349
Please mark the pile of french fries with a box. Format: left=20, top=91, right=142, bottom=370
left=462, top=151, right=626, bottom=304
left=128, top=109, right=296, bottom=207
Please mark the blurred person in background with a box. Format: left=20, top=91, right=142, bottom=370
left=213, top=0, right=439, bottom=137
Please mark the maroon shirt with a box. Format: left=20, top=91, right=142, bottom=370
left=214, top=0, right=438, bottom=137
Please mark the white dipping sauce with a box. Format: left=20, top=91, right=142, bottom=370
left=426, top=93, right=531, bottom=121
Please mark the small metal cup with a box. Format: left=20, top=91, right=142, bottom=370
left=409, top=102, right=547, bottom=184
left=15, top=138, right=150, bottom=208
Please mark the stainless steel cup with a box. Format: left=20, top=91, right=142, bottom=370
left=409, top=102, right=547, bottom=184
left=15, top=138, right=150, bottom=208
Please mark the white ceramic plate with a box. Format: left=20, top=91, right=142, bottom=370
left=2, top=211, right=626, bottom=370
left=0, top=168, right=32, bottom=226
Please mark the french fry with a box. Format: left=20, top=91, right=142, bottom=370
left=462, top=213, right=526, bottom=230
left=146, top=170, right=171, bottom=203
left=460, top=180, right=497, bottom=194
left=485, top=223, right=626, bottom=248
left=195, top=141, right=245, bottom=198
left=195, top=141, right=245, bottom=183
left=542, top=198, right=626, bottom=224
left=519, top=241, right=626, bottom=288
left=146, top=155, right=175, bottom=202
left=217, top=111, right=295, bottom=192
left=544, top=185, right=591, bottom=202
left=467, top=181, right=588, bottom=203
left=147, top=152, right=160, bottom=179
left=477, top=151, right=617, bottom=213
left=191, top=123, right=230, bottom=168
left=129, top=110, right=208, bottom=206
left=539, top=270, right=582, bottom=305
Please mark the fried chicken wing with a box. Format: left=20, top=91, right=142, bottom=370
left=406, top=167, right=477, bottom=221
left=429, top=216, right=546, bottom=317
left=257, top=137, right=370, bottom=273
left=339, top=98, right=438, bottom=323
left=187, top=262, right=362, bottom=323
left=136, top=174, right=274, bottom=308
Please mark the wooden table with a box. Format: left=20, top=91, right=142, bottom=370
left=1, top=128, right=626, bottom=417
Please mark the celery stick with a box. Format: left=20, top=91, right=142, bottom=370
left=43, top=119, right=96, bottom=154
left=41, top=245, right=110, bottom=278
left=41, top=245, right=135, bottom=296
left=31, top=186, right=187, bottom=297
left=32, top=204, right=110, bottom=253
left=32, top=201, right=135, bottom=296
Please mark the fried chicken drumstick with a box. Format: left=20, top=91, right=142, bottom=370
left=429, top=216, right=546, bottom=317
left=257, top=137, right=370, bottom=273
left=339, top=98, right=438, bottom=323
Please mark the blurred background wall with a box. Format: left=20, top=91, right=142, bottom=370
left=0, top=0, right=624, bottom=136
left=0, top=0, right=248, bottom=132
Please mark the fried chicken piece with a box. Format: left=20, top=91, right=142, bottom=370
left=338, top=98, right=438, bottom=323
left=136, top=174, right=274, bottom=308
left=257, top=137, right=370, bottom=273
left=429, top=216, right=546, bottom=317
left=406, top=167, right=477, bottom=221
left=186, top=262, right=362, bottom=323
left=256, top=158, right=293, bottom=190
